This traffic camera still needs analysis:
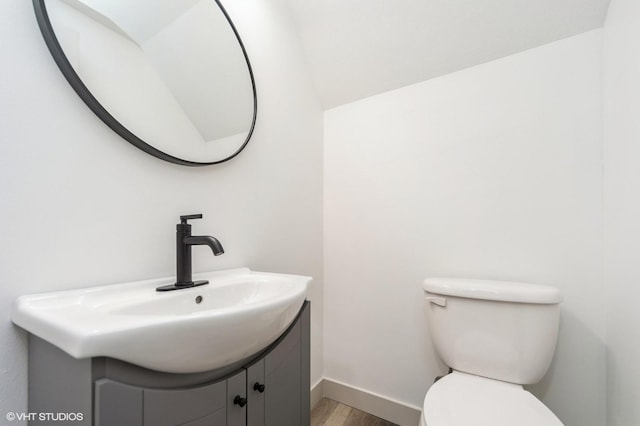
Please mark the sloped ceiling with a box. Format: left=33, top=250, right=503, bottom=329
left=286, top=0, right=610, bottom=109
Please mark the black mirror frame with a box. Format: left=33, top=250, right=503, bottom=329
left=33, top=0, right=257, bottom=166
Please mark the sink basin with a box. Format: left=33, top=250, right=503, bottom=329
left=11, top=268, right=310, bottom=373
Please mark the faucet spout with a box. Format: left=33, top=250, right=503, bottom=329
left=184, top=235, right=224, bottom=256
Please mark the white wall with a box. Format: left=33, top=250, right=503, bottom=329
left=603, top=0, right=640, bottom=424
left=324, top=30, right=604, bottom=426
left=0, top=0, right=323, bottom=416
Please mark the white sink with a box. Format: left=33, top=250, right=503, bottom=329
left=11, top=268, right=310, bottom=373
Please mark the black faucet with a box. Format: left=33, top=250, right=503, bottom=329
left=156, top=214, right=224, bottom=292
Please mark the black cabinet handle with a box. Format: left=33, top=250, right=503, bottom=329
left=253, top=382, right=265, bottom=393
left=234, top=395, right=247, bottom=407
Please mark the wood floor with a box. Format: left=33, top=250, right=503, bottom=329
left=311, top=398, right=399, bottom=426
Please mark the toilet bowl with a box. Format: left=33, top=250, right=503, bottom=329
left=420, top=277, right=564, bottom=425
left=420, top=371, right=562, bottom=425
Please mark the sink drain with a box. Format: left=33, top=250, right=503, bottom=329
left=195, top=295, right=203, bottom=304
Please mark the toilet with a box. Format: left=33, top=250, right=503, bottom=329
left=420, top=277, right=564, bottom=426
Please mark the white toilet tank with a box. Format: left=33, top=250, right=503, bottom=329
left=423, top=278, right=562, bottom=385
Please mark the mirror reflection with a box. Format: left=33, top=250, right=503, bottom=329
left=39, top=0, right=256, bottom=165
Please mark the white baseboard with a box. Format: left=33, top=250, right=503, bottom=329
left=314, top=377, right=422, bottom=426
left=310, top=378, right=324, bottom=410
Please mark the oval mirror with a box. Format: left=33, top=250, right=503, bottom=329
left=33, top=0, right=257, bottom=166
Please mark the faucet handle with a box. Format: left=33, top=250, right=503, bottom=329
left=180, top=214, right=203, bottom=224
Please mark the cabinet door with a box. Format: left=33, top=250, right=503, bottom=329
left=264, top=302, right=310, bottom=426
left=246, top=359, right=265, bottom=426
left=226, top=369, right=247, bottom=426
left=144, top=378, right=226, bottom=426
left=95, top=379, right=143, bottom=426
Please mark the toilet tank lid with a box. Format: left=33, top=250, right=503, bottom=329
left=423, top=277, right=562, bottom=304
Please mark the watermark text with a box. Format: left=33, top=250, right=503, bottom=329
left=5, top=412, right=84, bottom=422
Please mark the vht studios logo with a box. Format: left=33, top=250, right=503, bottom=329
left=6, top=412, right=84, bottom=422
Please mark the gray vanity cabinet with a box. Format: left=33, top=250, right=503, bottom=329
left=28, top=302, right=309, bottom=426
